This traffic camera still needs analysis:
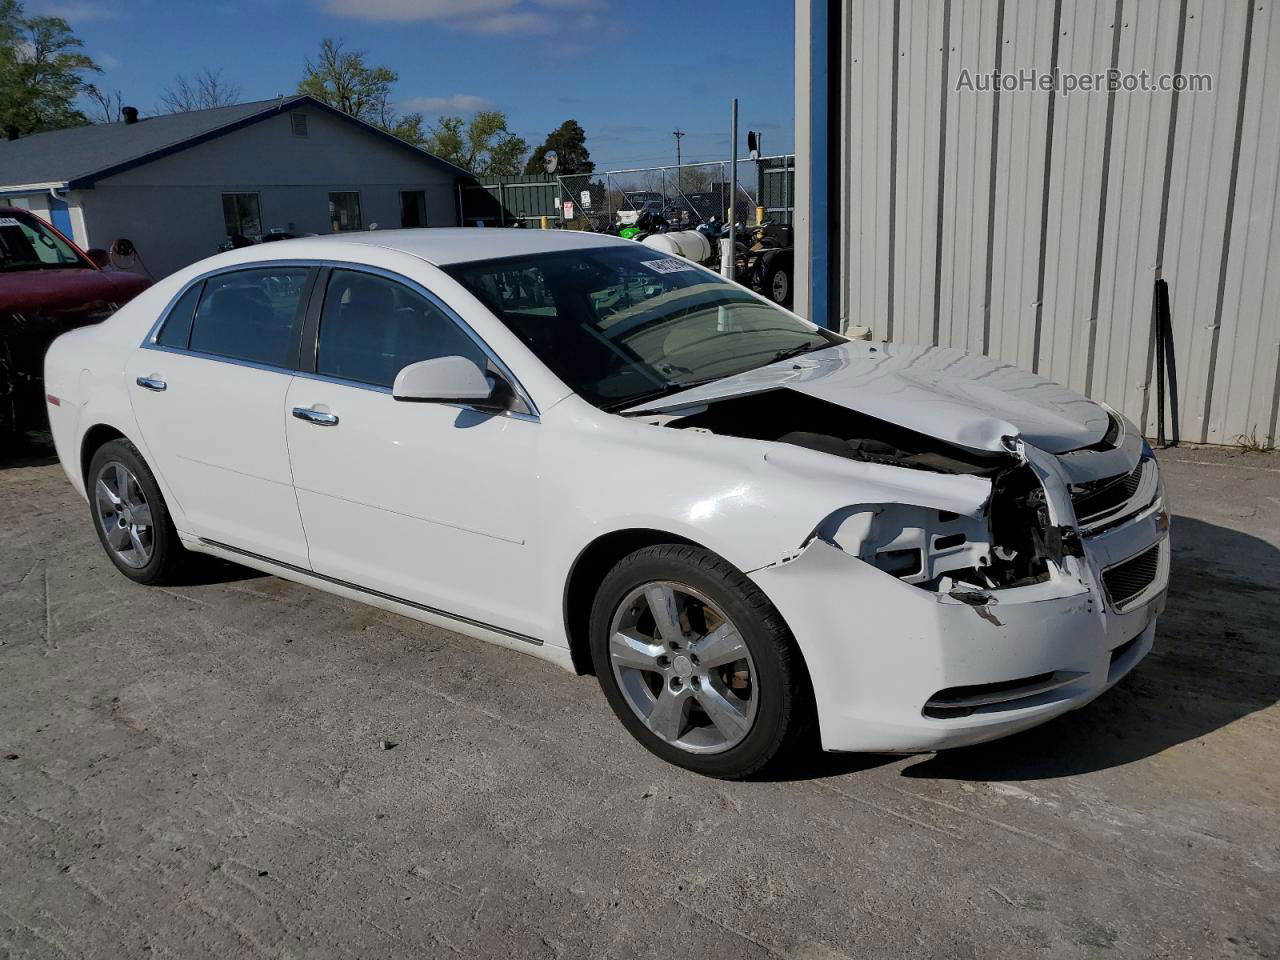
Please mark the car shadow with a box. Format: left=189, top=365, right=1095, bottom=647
left=178, top=555, right=267, bottom=586
left=3, top=433, right=264, bottom=585
left=0, top=430, right=59, bottom=468
left=900, top=514, right=1278, bottom=782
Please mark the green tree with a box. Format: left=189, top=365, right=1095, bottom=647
left=0, top=0, right=98, bottom=134
left=427, top=111, right=528, bottom=177
left=524, top=119, right=594, bottom=176
left=297, top=38, right=426, bottom=147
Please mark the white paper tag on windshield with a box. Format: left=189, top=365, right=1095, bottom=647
left=0, top=217, right=23, bottom=227
left=641, top=257, right=696, bottom=275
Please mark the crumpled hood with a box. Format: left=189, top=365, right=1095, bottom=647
left=624, top=341, right=1112, bottom=455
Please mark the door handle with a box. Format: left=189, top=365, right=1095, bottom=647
left=136, top=376, right=167, bottom=392
left=292, top=406, right=339, bottom=426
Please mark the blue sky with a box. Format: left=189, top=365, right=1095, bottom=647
left=30, top=0, right=795, bottom=172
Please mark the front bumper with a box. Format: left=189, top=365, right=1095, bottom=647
left=750, top=472, right=1169, bottom=754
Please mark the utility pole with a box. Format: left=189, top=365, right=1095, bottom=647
left=726, top=99, right=738, bottom=281
left=673, top=128, right=685, bottom=191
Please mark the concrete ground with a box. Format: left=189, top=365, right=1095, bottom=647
left=0, top=440, right=1277, bottom=960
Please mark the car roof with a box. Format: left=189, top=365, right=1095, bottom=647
left=239, top=228, right=636, bottom=267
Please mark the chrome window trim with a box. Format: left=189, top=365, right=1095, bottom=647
left=139, top=258, right=540, bottom=420
left=141, top=342, right=298, bottom=377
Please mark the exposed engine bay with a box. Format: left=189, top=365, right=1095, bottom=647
left=643, top=389, right=1083, bottom=593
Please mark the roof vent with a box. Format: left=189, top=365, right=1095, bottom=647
left=290, top=112, right=308, bottom=137
left=122, top=106, right=139, bottom=125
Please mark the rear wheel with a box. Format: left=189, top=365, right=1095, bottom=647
left=764, top=261, right=792, bottom=306
left=88, top=438, right=187, bottom=585
left=589, top=544, right=813, bottom=779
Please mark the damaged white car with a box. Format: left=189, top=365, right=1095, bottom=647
left=44, top=230, right=1170, bottom=778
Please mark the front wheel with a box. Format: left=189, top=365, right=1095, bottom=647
left=589, top=544, right=814, bottom=779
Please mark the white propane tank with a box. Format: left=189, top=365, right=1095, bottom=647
left=641, top=230, right=713, bottom=265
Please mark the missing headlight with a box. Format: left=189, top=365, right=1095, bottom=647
left=874, top=548, right=923, bottom=577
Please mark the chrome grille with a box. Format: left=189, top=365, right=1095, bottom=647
left=1071, top=457, right=1157, bottom=533
left=1102, top=544, right=1162, bottom=611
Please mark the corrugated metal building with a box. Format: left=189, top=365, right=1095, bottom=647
left=795, top=0, right=1280, bottom=445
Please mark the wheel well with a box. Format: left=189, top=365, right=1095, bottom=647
left=562, top=528, right=699, bottom=675
left=763, top=249, right=793, bottom=271
left=80, top=424, right=126, bottom=486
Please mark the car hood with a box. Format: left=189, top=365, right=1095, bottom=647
left=622, top=340, right=1112, bottom=455
left=0, top=267, right=151, bottom=315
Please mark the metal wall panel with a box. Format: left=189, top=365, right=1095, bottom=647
left=1090, top=0, right=1182, bottom=430
left=1207, top=0, right=1280, bottom=444
left=829, top=0, right=1280, bottom=445
left=842, top=0, right=895, bottom=335
left=986, top=0, right=1058, bottom=374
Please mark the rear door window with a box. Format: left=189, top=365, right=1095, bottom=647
left=188, top=267, right=310, bottom=368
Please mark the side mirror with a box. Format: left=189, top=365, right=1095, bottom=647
left=86, top=247, right=110, bottom=268
left=392, top=356, right=510, bottom=411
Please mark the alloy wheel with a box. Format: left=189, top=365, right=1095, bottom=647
left=94, top=461, right=155, bottom=569
left=608, top=580, right=757, bottom=754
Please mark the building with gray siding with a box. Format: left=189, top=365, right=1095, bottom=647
left=0, top=95, right=465, bottom=279
left=795, top=0, right=1280, bottom=446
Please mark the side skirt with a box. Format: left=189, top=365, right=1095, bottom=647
left=184, top=535, right=576, bottom=670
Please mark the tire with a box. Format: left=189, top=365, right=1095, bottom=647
left=86, top=438, right=187, bottom=585
left=589, top=544, right=814, bottom=779
left=764, top=260, right=792, bottom=306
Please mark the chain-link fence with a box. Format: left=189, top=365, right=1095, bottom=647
left=556, top=156, right=794, bottom=234
left=453, top=156, right=795, bottom=233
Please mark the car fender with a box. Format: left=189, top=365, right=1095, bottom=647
left=756, top=247, right=792, bottom=273
left=538, top=397, right=995, bottom=645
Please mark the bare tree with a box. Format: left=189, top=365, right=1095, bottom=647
left=83, top=83, right=125, bottom=123
left=159, top=68, right=240, bottom=113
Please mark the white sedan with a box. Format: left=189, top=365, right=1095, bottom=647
left=44, top=229, right=1170, bottom=778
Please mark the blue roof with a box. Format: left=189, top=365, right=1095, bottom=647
left=0, top=95, right=466, bottom=189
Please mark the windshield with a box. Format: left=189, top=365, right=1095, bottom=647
left=443, top=245, right=837, bottom=411
left=0, top=214, right=86, bottom=272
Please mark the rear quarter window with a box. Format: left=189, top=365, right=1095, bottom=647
left=155, top=283, right=202, bottom=349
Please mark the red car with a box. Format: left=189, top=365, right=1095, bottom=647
left=1, top=206, right=151, bottom=437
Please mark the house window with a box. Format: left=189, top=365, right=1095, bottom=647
left=400, top=191, right=427, bottom=228
left=329, top=192, right=362, bottom=232
left=290, top=112, right=308, bottom=137
left=222, top=193, right=262, bottom=241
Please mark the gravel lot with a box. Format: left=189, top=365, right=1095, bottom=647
left=1, top=440, right=1277, bottom=959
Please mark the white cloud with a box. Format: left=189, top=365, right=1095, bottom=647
left=320, top=0, right=513, bottom=22
left=25, top=0, right=120, bottom=20
left=315, top=0, right=602, bottom=32
left=402, top=94, right=496, bottom=114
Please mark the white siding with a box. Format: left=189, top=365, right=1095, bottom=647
left=77, top=109, right=457, bottom=279
left=808, top=0, right=1280, bottom=445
